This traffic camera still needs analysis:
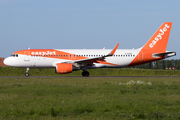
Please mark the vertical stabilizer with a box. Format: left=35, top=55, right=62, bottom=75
left=128, top=22, right=173, bottom=66
left=142, top=22, right=172, bottom=52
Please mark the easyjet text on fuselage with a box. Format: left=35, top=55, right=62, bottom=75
left=31, top=51, right=56, bottom=55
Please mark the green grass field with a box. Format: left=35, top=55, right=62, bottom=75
left=0, top=67, right=180, bottom=76
left=0, top=77, right=180, bottom=120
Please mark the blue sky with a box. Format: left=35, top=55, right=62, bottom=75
left=0, top=0, right=180, bottom=59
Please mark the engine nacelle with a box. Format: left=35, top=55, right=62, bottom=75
left=55, top=63, right=73, bottom=74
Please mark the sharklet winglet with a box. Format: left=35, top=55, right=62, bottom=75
left=108, top=43, right=119, bottom=56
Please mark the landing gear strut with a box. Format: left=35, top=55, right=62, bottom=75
left=82, top=71, right=89, bottom=77
left=25, top=68, right=29, bottom=77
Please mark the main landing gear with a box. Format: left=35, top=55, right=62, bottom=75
left=25, top=68, right=29, bottom=77
left=82, top=71, right=89, bottom=77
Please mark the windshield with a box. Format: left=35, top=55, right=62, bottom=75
left=10, top=54, right=18, bottom=57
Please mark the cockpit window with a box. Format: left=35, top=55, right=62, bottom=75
left=10, top=54, right=18, bottom=57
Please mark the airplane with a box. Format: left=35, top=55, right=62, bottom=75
left=4, top=22, right=176, bottom=77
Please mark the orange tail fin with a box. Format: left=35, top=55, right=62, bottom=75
left=142, top=22, right=172, bottom=52
left=128, top=22, right=173, bottom=66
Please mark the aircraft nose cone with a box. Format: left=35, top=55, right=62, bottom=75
left=3, top=58, right=11, bottom=66
left=3, top=58, right=8, bottom=66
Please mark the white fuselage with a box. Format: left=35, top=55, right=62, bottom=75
left=4, top=48, right=141, bottom=68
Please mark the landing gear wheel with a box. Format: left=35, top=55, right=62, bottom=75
left=82, top=71, right=89, bottom=77
left=25, top=73, right=29, bottom=77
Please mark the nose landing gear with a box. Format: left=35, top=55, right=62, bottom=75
left=25, top=68, right=29, bottom=77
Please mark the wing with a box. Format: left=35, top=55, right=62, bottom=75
left=72, top=43, right=119, bottom=64
left=52, top=43, right=119, bottom=67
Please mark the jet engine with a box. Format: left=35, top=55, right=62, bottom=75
left=55, top=63, right=73, bottom=74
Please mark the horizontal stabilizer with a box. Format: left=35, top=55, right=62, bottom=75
left=152, top=51, right=176, bottom=58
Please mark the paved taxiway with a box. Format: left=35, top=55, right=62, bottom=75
left=0, top=76, right=180, bottom=78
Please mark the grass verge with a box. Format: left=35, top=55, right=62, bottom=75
left=0, top=67, right=180, bottom=76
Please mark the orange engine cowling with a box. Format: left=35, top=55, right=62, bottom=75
left=55, top=63, right=73, bottom=74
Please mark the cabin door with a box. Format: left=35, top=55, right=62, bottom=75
left=24, top=51, right=30, bottom=61
left=138, top=51, right=143, bottom=61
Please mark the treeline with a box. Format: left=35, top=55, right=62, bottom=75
left=133, top=59, right=180, bottom=70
